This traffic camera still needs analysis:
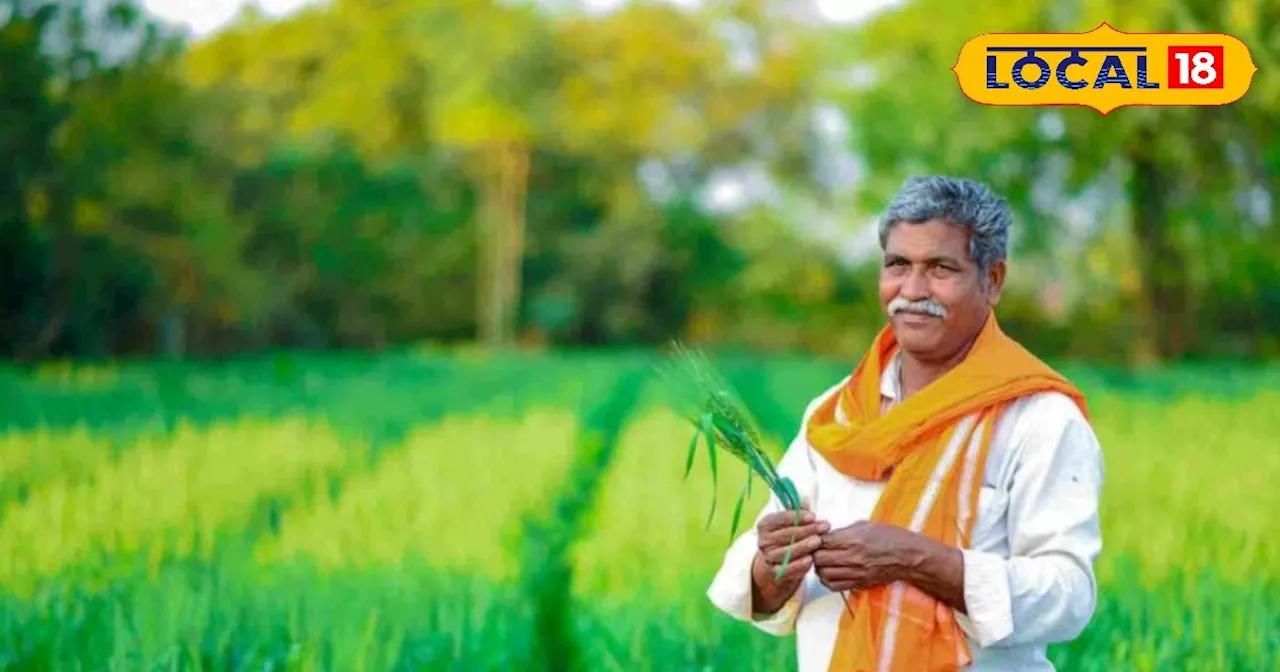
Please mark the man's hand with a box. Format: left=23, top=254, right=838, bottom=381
left=812, top=520, right=921, bottom=592
left=750, top=502, right=829, bottom=615
left=812, top=520, right=967, bottom=612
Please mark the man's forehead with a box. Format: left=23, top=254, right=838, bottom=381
left=884, top=220, right=972, bottom=258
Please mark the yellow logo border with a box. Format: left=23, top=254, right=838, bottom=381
left=950, top=21, right=1259, bottom=115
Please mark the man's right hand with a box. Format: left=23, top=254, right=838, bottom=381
left=750, top=503, right=829, bottom=615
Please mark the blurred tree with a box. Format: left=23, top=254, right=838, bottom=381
left=1, top=0, right=261, bottom=358
left=838, top=0, right=1280, bottom=362
left=184, top=0, right=554, bottom=349
left=533, top=0, right=834, bottom=345
left=227, top=141, right=476, bottom=348
left=0, top=2, right=64, bottom=357
left=6, top=0, right=1274, bottom=361
left=181, top=0, right=834, bottom=350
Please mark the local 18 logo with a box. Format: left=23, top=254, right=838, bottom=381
left=952, top=22, right=1257, bottom=114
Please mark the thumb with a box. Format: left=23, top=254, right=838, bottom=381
left=800, top=495, right=813, bottom=511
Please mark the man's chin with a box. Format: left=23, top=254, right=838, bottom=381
left=890, top=314, right=945, bottom=348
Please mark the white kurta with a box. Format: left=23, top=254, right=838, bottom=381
left=706, top=353, right=1105, bottom=671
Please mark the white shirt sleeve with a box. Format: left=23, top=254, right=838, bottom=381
left=704, top=384, right=838, bottom=636
left=957, top=394, right=1106, bottom=648
left=704, top=431, right=818, bottom=635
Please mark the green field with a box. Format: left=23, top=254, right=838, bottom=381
left=1, top=349, right=1278, bottom=671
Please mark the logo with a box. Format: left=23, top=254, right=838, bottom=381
left=951, top=22, right=1257, bottom=114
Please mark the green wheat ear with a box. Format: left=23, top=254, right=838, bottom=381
left=654, top=340, right=802, bottom=579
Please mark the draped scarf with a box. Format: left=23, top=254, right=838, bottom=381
left=805, top=312, right=1088, bottom=671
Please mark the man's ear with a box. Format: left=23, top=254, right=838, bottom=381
left=985, top=259, right=1006, bottom=305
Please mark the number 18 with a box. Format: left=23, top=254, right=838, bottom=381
left=1168, top=46, right=1224, bottom=88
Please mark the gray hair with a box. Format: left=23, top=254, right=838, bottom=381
left=877, top=175, right=1012, bottom=278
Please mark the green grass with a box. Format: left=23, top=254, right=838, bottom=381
left=0, top=349, right=1277, bottom=670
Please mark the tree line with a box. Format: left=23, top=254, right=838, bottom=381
left=2, top=0, right=1277, bottom=365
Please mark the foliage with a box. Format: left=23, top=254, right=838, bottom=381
left=1, top=0, right=1279, bottom=363
left=837, top=0, right=1280, bottom=361
left=655, top=343, right=800, bottom=561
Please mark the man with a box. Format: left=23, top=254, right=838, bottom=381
left=706, top=175, right=1104, bottom=671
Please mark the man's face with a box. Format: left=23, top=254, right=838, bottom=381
left=877, top=219, right=1005, bottom=362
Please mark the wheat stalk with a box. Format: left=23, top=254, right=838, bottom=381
left=654, top=341, right=803, bottom=580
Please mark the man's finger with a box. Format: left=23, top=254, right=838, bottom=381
left=815, top=565, right=860, bottom=583
left=818, top=577, right=859, bottom=593
left=811, top=548, right=854, bottom=568
left=817, top=530, right=856, bottom=550
left=775, top=555, right=813, bottom=583
left=761, top=521, right=829, bottom=548
left=758, top=509, right=815, bottom=532
left=763, top=534, right=823, bottom=564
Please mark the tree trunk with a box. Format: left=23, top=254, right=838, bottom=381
left=500, top=141, right=529, bottom=346
left=474, top=141, right=529, bottom=348
left=1128, top=131, right=1191, bottom=362
left=160, top=308, right=186, bottom=360
left=18, top=179, right=74, bottom=361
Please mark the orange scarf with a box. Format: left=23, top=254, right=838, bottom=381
left=805, top=312, right=1088, bottom=672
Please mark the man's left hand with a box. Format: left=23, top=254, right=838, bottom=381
left=812, top=520, right=921, bottom=592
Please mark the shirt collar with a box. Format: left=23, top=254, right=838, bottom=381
left=881, top=351, right=902, bottom=402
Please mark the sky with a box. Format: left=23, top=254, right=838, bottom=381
left=139, top=0, right=309, bottom=38
left=139, top=0, right=902, bottom=39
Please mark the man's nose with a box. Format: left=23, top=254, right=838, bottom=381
left=900, top=267, right=930, bottom=299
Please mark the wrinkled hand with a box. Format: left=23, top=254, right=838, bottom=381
left=812, top=520, right=920, bottom=593
left=750, top=501, right=829, bottom=613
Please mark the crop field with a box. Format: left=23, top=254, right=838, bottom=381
left=1, top=348, right=1278, bottom=671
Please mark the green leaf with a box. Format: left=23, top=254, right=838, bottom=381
left=707, top=428, right=718, bottom=492
left=778, top=476, right=800, bottom=511
left=775, top=521, right=799, bottom=581
left=700, top=413, right=719, bottom=529
left=730, top=478, right=749, bottom=541
left=710, top=415, right=756, bottom=463
left=741, top=445, right=780, bottom=491
left=683, top=422, right=701, bottom=480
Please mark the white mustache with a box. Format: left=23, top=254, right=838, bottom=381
left=888, top=296, right=948, bottom=318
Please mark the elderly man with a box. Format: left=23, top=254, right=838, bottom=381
left=706, top=175, right=1104, bottom=671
